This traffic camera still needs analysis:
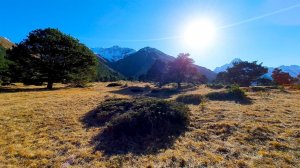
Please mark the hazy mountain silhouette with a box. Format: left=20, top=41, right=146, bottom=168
left=109, top=47, right=216, bottom=80
left=215, top=58, right=300, bottom=78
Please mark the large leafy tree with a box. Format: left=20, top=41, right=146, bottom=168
left=167, top=53, right=205, bottom=89
left=8, top=28, right=97, bottom=89
left=216, top=61, right=268, bottom=86
left=271, top=68, right=294, bottom=85
left=142, top=53, right=206, bottom=89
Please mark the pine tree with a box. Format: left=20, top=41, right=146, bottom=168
left=8, top=28, right=97, bottom=89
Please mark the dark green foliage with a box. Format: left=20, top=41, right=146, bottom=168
left=256, top=77, right=274, bottom=86
left=83, top=98, right=190, bottom=154
left=106, top=82, right=122, bottom=87
left=8, top=28, right=97, bottom=89
left=206, top=83, right=224, bottom=89
left=176, top=94, right=203, bottom=105
left=216, top=61, right=268, bottom=87
left=0, top=46, right=11, bottom=85
left=206, top=85, right=248, bottom=102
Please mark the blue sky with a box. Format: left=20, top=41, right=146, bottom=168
left=1, top=0, right=300, bottom=70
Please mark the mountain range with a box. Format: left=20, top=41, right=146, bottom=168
left=213, top=58, right=300, bottom=78
left=94, top=46, right=217, bottom=80
left=91, top=46, right=136, bottom=62
left=2, top=36, right=299, bottom=81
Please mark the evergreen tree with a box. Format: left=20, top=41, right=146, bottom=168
left=8, top=28, right=97, bottom=89
left=0, top=46, right=11, bottom=85
left=167, top=53, right=204, bottom=89
left=216, top=61, right=268, bottom=86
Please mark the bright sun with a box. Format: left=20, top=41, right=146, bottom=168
left=182, top=18, right=217, bottom=50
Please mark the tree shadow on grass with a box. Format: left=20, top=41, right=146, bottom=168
left=109, top=85, right=197, bottom=99
left=206, top=91, right=253, bottom=105
left=0, top=86, right=68, bottom=93
left=91, top=129, right=182, bottom=156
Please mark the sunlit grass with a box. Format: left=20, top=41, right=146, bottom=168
left=0, top=82, right=299, bottom=167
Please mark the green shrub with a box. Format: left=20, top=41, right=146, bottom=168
left=206, top=83, right=224, bottom=89
left=176, top=94, right=203, bottom=105
left=206, top=85, right=248, bottom=102
left=85, top=98, right=190, bottom=153
left=228, top=85, right=246, bottom=99
left=106, top=82, right=122, bottom=87
left=104, top=98, right=189, bottom=137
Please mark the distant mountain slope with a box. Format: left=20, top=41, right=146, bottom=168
left=95, top=55, right=124, bottom=81
left=0, top=37, right=15, bottom=49
left=110, top=47, right=216, bottom=80
left=265, top=65, right=300, bottom=78
left=91, top=46, right=136, bottom=62
left=214, top=58, right=300, bottom=78
left=110, top=47, right=173, bottom=78
left=195, top=65, right=217, bottom=80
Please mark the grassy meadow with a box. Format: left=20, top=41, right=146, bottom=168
left=0, top=82, right=300, bottom=167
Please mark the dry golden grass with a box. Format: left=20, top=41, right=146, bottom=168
left=0, top=82, right=299, bottom=167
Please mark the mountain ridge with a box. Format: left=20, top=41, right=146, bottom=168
left=108, top=47, right=217, bottom=80
left=214, top=58, right=300, bottom=78
left=91, top=45, right=136, bottom=62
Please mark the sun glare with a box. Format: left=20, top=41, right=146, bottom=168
left=182, top=18, right=217, bottom=50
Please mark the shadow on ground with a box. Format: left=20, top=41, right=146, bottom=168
left=90, top=129, right=181, bottom=155
left=0, top=86, right=68, bottom=93
left=109, top=85, right=197, bottom=99
left=206, top=91, right=253, bottom=105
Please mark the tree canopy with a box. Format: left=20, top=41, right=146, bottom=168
left=8, top=28, right=97, bottom=89
left=215, top=61, right=268, bottom=86
left=143, top=53, right=207, bottom=88
left=0, top=46, right=11, bottom=85
left=271, top=68, right=294, bottom=85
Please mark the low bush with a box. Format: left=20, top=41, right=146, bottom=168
left=250, top=86, right=270, bottom=92
left=86, top=98, right=190, bottom=154
left=106, top=82, right=122, bottom=87
left=176, top=94, right=203, bottom=105
left=206, top=83, right=224, bottom=89
left=206, top=85, right=248, bottom=103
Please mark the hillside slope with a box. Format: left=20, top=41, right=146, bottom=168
left=110, top=47, right=216, bottom=80
left=0, top=37, right=15, bottom=49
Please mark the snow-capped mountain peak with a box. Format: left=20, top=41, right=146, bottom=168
left=214, top=58, right=242, bottom=73
left=91, top=46, right=136, bottom=62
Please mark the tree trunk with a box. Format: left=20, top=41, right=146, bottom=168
left=47, top=81, right=53, bottom=90
left=177, top=82, right=181, bottom=89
